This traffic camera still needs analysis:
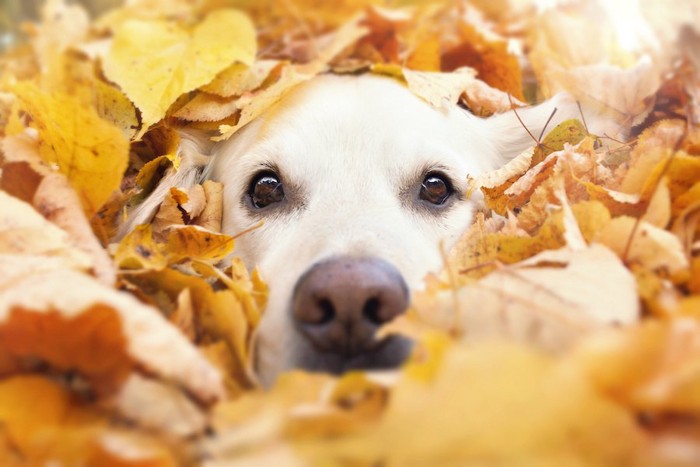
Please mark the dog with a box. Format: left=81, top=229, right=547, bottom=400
left=126, top=73, right=596, bottom=386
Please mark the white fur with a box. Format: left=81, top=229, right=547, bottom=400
left=124, top=74, right=603, bottom=386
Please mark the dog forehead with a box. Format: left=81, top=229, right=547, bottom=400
left=238, top=74, right=469, bottom=176
left=268, top=73, right=453, bottom=135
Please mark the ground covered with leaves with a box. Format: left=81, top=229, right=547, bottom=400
left=1, top=0, right=700, bottom=465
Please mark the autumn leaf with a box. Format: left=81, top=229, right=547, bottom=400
left=11, top=82, right=129, bottom=214
left=103, top=9, right=257, bottom=133
left=3, top=0, right=700, bottom=465
left=413, top=244, right=639, bottom=353
left=0, top=375, right=179, bottom=465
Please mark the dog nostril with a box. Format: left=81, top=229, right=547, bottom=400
left=362, top=297, right=382, bottom=325
left=316, top=298, right=336, bottom=325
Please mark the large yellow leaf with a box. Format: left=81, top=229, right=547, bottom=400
left=103, top=9, right=257, bottom=132
left=12, top=82, right=129, bottom=214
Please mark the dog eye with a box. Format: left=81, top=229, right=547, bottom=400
left=420, top=173, right=453, bottom=205
left=249, top=172, right=284, bottom=209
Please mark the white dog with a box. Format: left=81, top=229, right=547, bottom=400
left=127, top=74, right=593, bottom=386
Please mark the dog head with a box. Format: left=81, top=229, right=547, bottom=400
left=125, top=73, right=590, bottom=386
left=205, top=74, right=590, bottom=385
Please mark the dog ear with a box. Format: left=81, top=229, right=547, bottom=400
left=473, top=93, right=610, bottom=170
left=115, top=129, right=217, bottom=239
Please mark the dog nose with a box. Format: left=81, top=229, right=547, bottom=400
left=292, top=257, right=409, bottom=358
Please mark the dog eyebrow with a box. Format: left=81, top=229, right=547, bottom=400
left=238, top=159, right=279, bottom=185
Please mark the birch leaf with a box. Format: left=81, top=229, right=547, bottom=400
left=103, top=9, right=257, bottom=132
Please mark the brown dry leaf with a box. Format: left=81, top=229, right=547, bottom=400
left=595, top=216, right=689, bottom=275
left=478, top=133, right=606, bottom=218
left=0, top=190, right=92, bottom=270
left=12, top=81, right=129, bottom=214
left=421, top=244, right=640, bottom=352
left=197, top=180, right=224, bottom=232
left=469, top=145, right=533, bottom=194
left=127, top=266, right=263, bottom=391
left=0, top=132, right=50, bottom=179
left=620, top=119, right=685, bottom=195
left=446, top=209, right=565, bottom=283
left=527, top=1, right=661, bottom=130
left=548, top=58, right=660, bottom=137
left=133, top=128, right=181, bottom=203
left=0, top=160, right=43, bottom=205
left=103, top=9, right=257, bottom=133
left=151, top=187, right=191, bottom=236
left=0, top=253, right=224, bottom=403
left=443, top=20, right=524, bottom=100
left=147, top=182, right=218, bottom=236
left=112, top=374, right=207, bottom=437
left=33, top=173, right=117, bottom=285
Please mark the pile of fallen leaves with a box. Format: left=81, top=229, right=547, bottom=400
left=1, top=0, right=700, bottom=464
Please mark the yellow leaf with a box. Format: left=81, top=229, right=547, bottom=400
left=202, top=60, right=282, bottom=98
left=620, top=119, right=684, bottom=195
left=216, top=64, right=315, bottom=140
left=173, top=91, right=238, bottom=122
left=128, top=267, right=262, bottom=389
left=115, top=223, right=233, bottom=270
left=0, top=375, right=74, bottom=451
left=403, top=67, right=478, bottom=108
left=576, top=318, right=700, bottom=415
left=114, top=224, right=168, bottom=271
left=12, top=82, right=129, bottom=214
left=405, top=35, right=441, bottom=71
left=321, top=343, right=648, bottom=465
left=163, top=225, right=234, bottom=265
left=41, top=52, right=139, bottom=139
left=103, top=9, right=257, bottom=132
left=533, top=119, right=588, bottom=165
